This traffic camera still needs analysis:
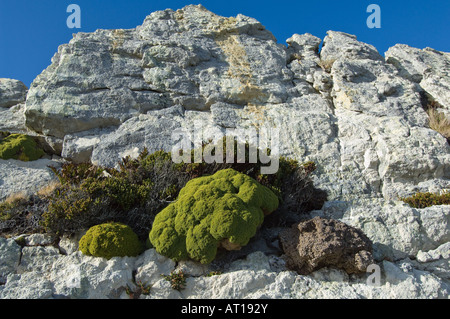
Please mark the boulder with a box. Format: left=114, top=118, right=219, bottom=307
left=386, top=44, right=450, bottom=113
left=0, top=158, right=60, bottom=201
left=0, top=79, right=28, bottom=108
left=279, top=217, right=374, bottom=275
left=0, top=237, right=21, bottom=283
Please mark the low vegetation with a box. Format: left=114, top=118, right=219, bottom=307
left=0, top=138, right=326, bottom=264
left=0, top=132, right=45, bottom=161
left=427, top=107, right=450, bottom=143
left=162, top=270, right=187, bottom=291
left=422, top=96, right=450, bottom=144
left=400, top=192, right=450, bottom=209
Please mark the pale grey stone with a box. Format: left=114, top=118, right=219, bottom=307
left=386, top=44, right=450, bottom=113
left=24, top=233, right=55, bottom=246
left=0, top=79, right=28, bottom=108
left=17, top=246, right=61, bottom=274
left=0, top=158, right=60, bottom=201
left=0, top=272, right=53, bottom=299
left=134, top=249, right=176, bottom=286
left=0, top=237, right=21, bottom=283
left=0, top=103, right=27, bottom=133
left=49, top=252, right=136, bottom=299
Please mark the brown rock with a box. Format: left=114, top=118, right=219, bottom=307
left=279, top=217, right=374, bottom=275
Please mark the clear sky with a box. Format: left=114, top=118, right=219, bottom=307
left=1, top=0, right=449, bottom=87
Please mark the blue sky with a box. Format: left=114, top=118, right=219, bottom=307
left=1, top=0, right=449, bottom=87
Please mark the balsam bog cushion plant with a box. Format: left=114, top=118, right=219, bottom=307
left=79, top=222, right=143, bottom=259
left=149, top=168, right=279, bottom=264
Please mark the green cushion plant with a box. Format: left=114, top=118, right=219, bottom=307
left=149, top=168, right=279, bottom=264
left=79, top=222, right=143, bottom=259
left=0, top=133, right=44, bottom=161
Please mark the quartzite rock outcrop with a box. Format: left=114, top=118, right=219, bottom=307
left=1, top=4, right=449, bottom=298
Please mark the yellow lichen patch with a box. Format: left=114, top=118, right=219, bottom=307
left=427, top=107, right=450, bottom=141
left=242, top=103, right=269, bottom=128
left=197, top=14, right=266, bottom=106
left=215, top=33, right=267, bottom=105
left=174, top=9, right=184, bottom=21
left=111, top=29, right=126, bottom=52
left=334, top=90, right=355, bottom=109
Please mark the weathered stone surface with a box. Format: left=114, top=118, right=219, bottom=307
left=386, top=44, right=450, bottom=113
left=23, top=233, right=55, bottom=246
left=279, top=217, right=374, bottom=275
left=0, top=237, right=21, bottom=283
left=24, top=5, right=290, bottom=138
left=0, top=158, right=60, bottom=201
left=49, top=252, right=136, bottom=299
left=17, top=246, right=61, bottom=274
left=0, top=103, right=27, bottom=133
left=134, top=249, right=176, bottom=286
left=308, top=199, right=450, bottom=262
left=0, top=272, right=53, bottom=299
left=0, top=79, right=28, bottom=108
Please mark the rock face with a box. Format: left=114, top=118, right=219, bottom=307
left=0, top=158, right=59, bottom=201
left=0, top=79, right=27, bottom=108
left=386, top=44, right=450, bottom=114
left=1, top=237, right=449, bottom=299
left=20, top=5, right=449, bottom=202
left=279, top=217, right=374, bottom=275
left=0, top=4, right=449, bottom=298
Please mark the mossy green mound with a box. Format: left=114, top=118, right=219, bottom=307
left=79, top=222, right=143, bottom=259
left=0, top=133, right=44, bottom=161
left=149, top=168, right=279, bottom=264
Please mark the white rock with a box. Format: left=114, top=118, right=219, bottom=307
left=49, top=252, right=136, bottom=299
left=0, top=78, right=28, bottom=108
left=24, top=233, right=55, bottom=246
left=134, top=249, right=176, bottom=286
left=0, top=272, right=53, bottom=299
left=417, top=242, right=450, bottom=263
left=386, top=44, right=450, bottom=112
left=0, top=237, right=21, bottom=282
left=0, top=158, right=60, bottom=201
left=17, top=246, right=61, bottom=274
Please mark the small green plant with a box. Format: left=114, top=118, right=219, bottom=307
left=0, top=133, right=45, bottom=161
left=162, top=270, right=187, bottom=291
left=14, top=235, right=27, bottom=247
left=400, top=192, right=450, bottom=209
left=79, top=222, right=144, bottom=259
left=126, top=281, right=151, bottom=299
left=1, top=141, right=324, bottom=239
left=206, top=271, right=222, bottom=277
